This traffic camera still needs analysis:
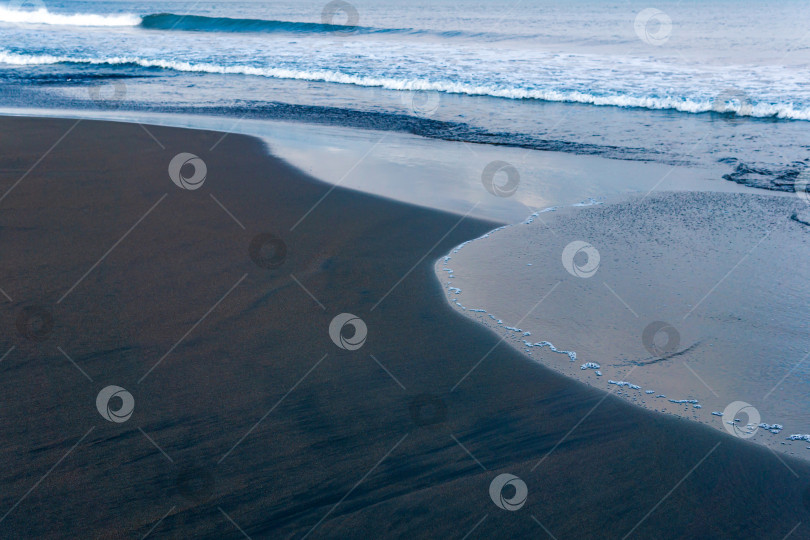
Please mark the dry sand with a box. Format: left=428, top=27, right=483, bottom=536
left=0, top=116, right=808, bottom=539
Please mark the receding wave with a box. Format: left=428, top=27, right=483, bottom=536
left=0, top=6, right=140, bottom=27
left=2, top=50, right=809, bottom=121
left=140, top=13, right=390, bottom=35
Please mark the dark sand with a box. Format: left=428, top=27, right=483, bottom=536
left=0, top=116, right=808, bottom=539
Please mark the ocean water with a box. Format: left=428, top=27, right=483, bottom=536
left=1, top=0, right=809, bottom=188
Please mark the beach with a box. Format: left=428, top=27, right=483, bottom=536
left=2, top=0, right=810, bottom=536
left=0, top=116, right=808, bottom=539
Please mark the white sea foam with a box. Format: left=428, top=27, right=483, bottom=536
left=2, top=49, right=810, bottom=120
left=530, top=341, right=576, bottom=361
left=0, top=6, right=140, bottom=27
left=609, top=380, right=641, bottom=390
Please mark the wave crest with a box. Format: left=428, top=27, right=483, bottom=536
left=0, top=6, right=140, bottom=27
left=0, top=6, right=389, bottom=34
left=1, top=50, right=809, bottom=121
left=0, top=6, right=511, bottom=39
left=0, top=7, right=459, bottom=37
left=140, top=13, right=379, bottom=34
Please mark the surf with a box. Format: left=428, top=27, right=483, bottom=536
left=0, top=6, right=140, bottom=27
left=2, top=49, right=809, bottom=122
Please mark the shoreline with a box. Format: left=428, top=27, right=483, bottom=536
left=437, top=192, right=810, bottom=462
left=1, top=114, right=809, bottom=538
left=0, top=106, right=780, bottom=224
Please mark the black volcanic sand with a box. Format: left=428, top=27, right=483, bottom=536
left=0, top=116, right=808, bottom=539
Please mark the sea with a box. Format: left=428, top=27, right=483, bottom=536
left=0, top=0, right=809, bottom=191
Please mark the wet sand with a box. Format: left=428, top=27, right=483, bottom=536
left=0, top=116, right=809, bottom=539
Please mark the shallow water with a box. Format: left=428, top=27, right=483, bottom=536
left=437, top=191, right=810, bottom=459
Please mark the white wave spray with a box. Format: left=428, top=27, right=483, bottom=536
left=0, top=6, right=140, bottom=27
left=1, top=49, right=809, bottom=121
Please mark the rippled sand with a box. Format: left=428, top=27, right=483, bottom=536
left=437, top=191, right=810, bottom=459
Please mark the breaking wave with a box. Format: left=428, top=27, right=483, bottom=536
left=2, top=50, right=809, bottom=120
